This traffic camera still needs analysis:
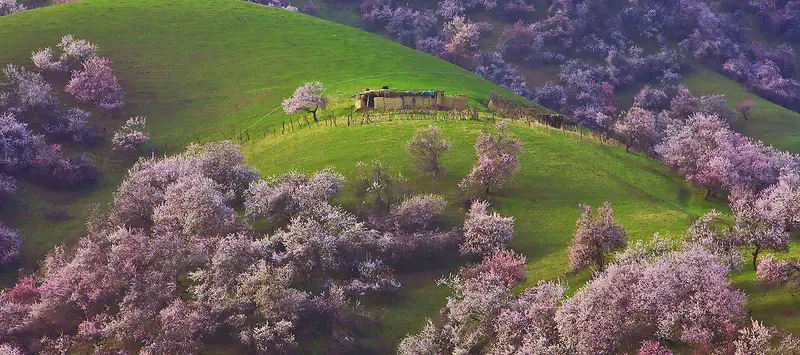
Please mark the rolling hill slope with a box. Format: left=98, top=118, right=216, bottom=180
left=240, top=119, right=725, bottom=346
left=4, top=0, right=797, bottom=351
left=0, top=0, right=526, bottom=146
left=683, top=65, right=800, bottom=153
left=0, top=0, right=528, bottom=278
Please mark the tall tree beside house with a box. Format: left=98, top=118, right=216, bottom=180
left=282, top=82, right=328, bottom=122
left=406, top=124, right=452, bottom=178
left=460, top=120, right=522, bottom=194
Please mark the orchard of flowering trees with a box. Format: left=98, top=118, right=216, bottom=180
left=398, top=229, right=799, bottom=354
left=0, top=136, right=539, bottom=353
left=316, top=0, right=800, bottom=122
left=0, top=34, right=135, bottom=191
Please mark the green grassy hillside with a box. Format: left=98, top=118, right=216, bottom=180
left=2, top=0, right=797, bottom=351
left=241, top=119, right=724, bottom=345
left=0, top=0, right=529, bottom=144
left=0, top=0, right=529, bottom=278
left=683, top=65, right=800, bottom=153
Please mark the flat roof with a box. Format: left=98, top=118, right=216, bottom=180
left=355, top=89, right=442, bottom=97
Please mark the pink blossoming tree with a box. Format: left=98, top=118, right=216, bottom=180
left=65, top=56, right=124, bottom=109
left=460, top=200, right=514, bottom=256
left=460, top=120, right=522, bottom=194
left=111, top=116, right=149, bottom=152
left=568, top=202, right=627, bottom=272
left=282, top=82, right=327, bottom=122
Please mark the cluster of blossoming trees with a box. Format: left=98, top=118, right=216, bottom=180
left=3, top=110, right=800, bottom=352
left=317, top=0, right=800, bottom=122
left=399, top=199, right=800, bottom=354
left=0, top=0, right=24, bottom=15
left=0, top=127, right=524, bottom=353
left=590, top=81, right=800, bottom=277
left=0, top=35, right=148, bottom=269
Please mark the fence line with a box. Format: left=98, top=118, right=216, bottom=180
left=150, top=104, right=628, bottom=159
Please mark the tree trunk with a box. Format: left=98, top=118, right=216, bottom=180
left=485, top=184, right=491, bottom=194
left=753, top=244, right=761, bottom=270
left=311, top=108, right=318, bottom=122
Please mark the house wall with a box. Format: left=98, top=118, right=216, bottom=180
left=452, top=95, right=468, bottom=110
left=401, top=95, right=433, bottom=109
left=354, top=97, right=365, bottom=112
left=374, top=97, right=404, bottom=110
left=354, top=92, right=466, bottom=112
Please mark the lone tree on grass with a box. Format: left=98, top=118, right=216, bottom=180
left=568, top=202, right=627, bottom=273
left=736, top=98, right=755, bottom=120
left=406, top=124, right=452, bottom=178
left=460, top=120, right=522, bottom=194
left=112, top=117, right=150, bottom=152
left=282, top=82, right=328, bottom=122
left=65, top=56, right=124, bottom=110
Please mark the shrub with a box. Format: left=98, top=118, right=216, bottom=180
left=31, top=48, right=65, bottom=72
left=0, top=224, right=21, bottom=267
left=0, top=174, right=16, bottom=203
left=473, top=52, right=532, bottom=98
left=385, top=8, right=436, bottom=45
left=632, top=85, right=670, bottom=111
left=460, top=200, right=514, bottom=256
left=736, top=98, right=755, bottom=120
left=406, top=125, right=451, bottom=177
left=300, top=0, right=318, bottom=15
left=65, top=56, right=124, bottom=109
left=360, top=0, right=392, bottom=26
left=51, top=154, right=101, bottom=188
left=533, top=82, right=567, bottom=111
left=612, top=106, right=662, bottom=154
left=568, top=202, right=627, bottom=272
left=390, top=194, right=447, bottom=232
left=416, top=36, right=446, bottom=57
left=45, top=108, right=100, bottom=145
left=112, top=116, right=149, bottom=152
left=354, top=160, right=406, bottom=213
left=496, top=22, right=541, bottom=61
left=0, top=112, right=49, bottom=174
left=502, top=0, right=534, bottom=21
left=0, top=0, right=25, bottom=15
left=245, top=170, right=345, bottom=222
left=1, top=64, right=55, bottom=113
left=57, top=34, right=98, bottom=67
left=460, top=121, right=522, bottom=194
left=557, top=246, right=745, bottom=353
left=444, top=17, right=491, bottom=58
left=459, top=249, right=526, bottom=286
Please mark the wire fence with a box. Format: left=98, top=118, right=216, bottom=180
left=150, top=103, right=621, bottom=157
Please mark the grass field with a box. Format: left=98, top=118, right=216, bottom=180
left=683, top=65, right=800, bottom=153
left=0, top=0, right=528, bottom=280
left=2, top=0, right=800, bottom=351
left=241, top=119, right=725, bottom=347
